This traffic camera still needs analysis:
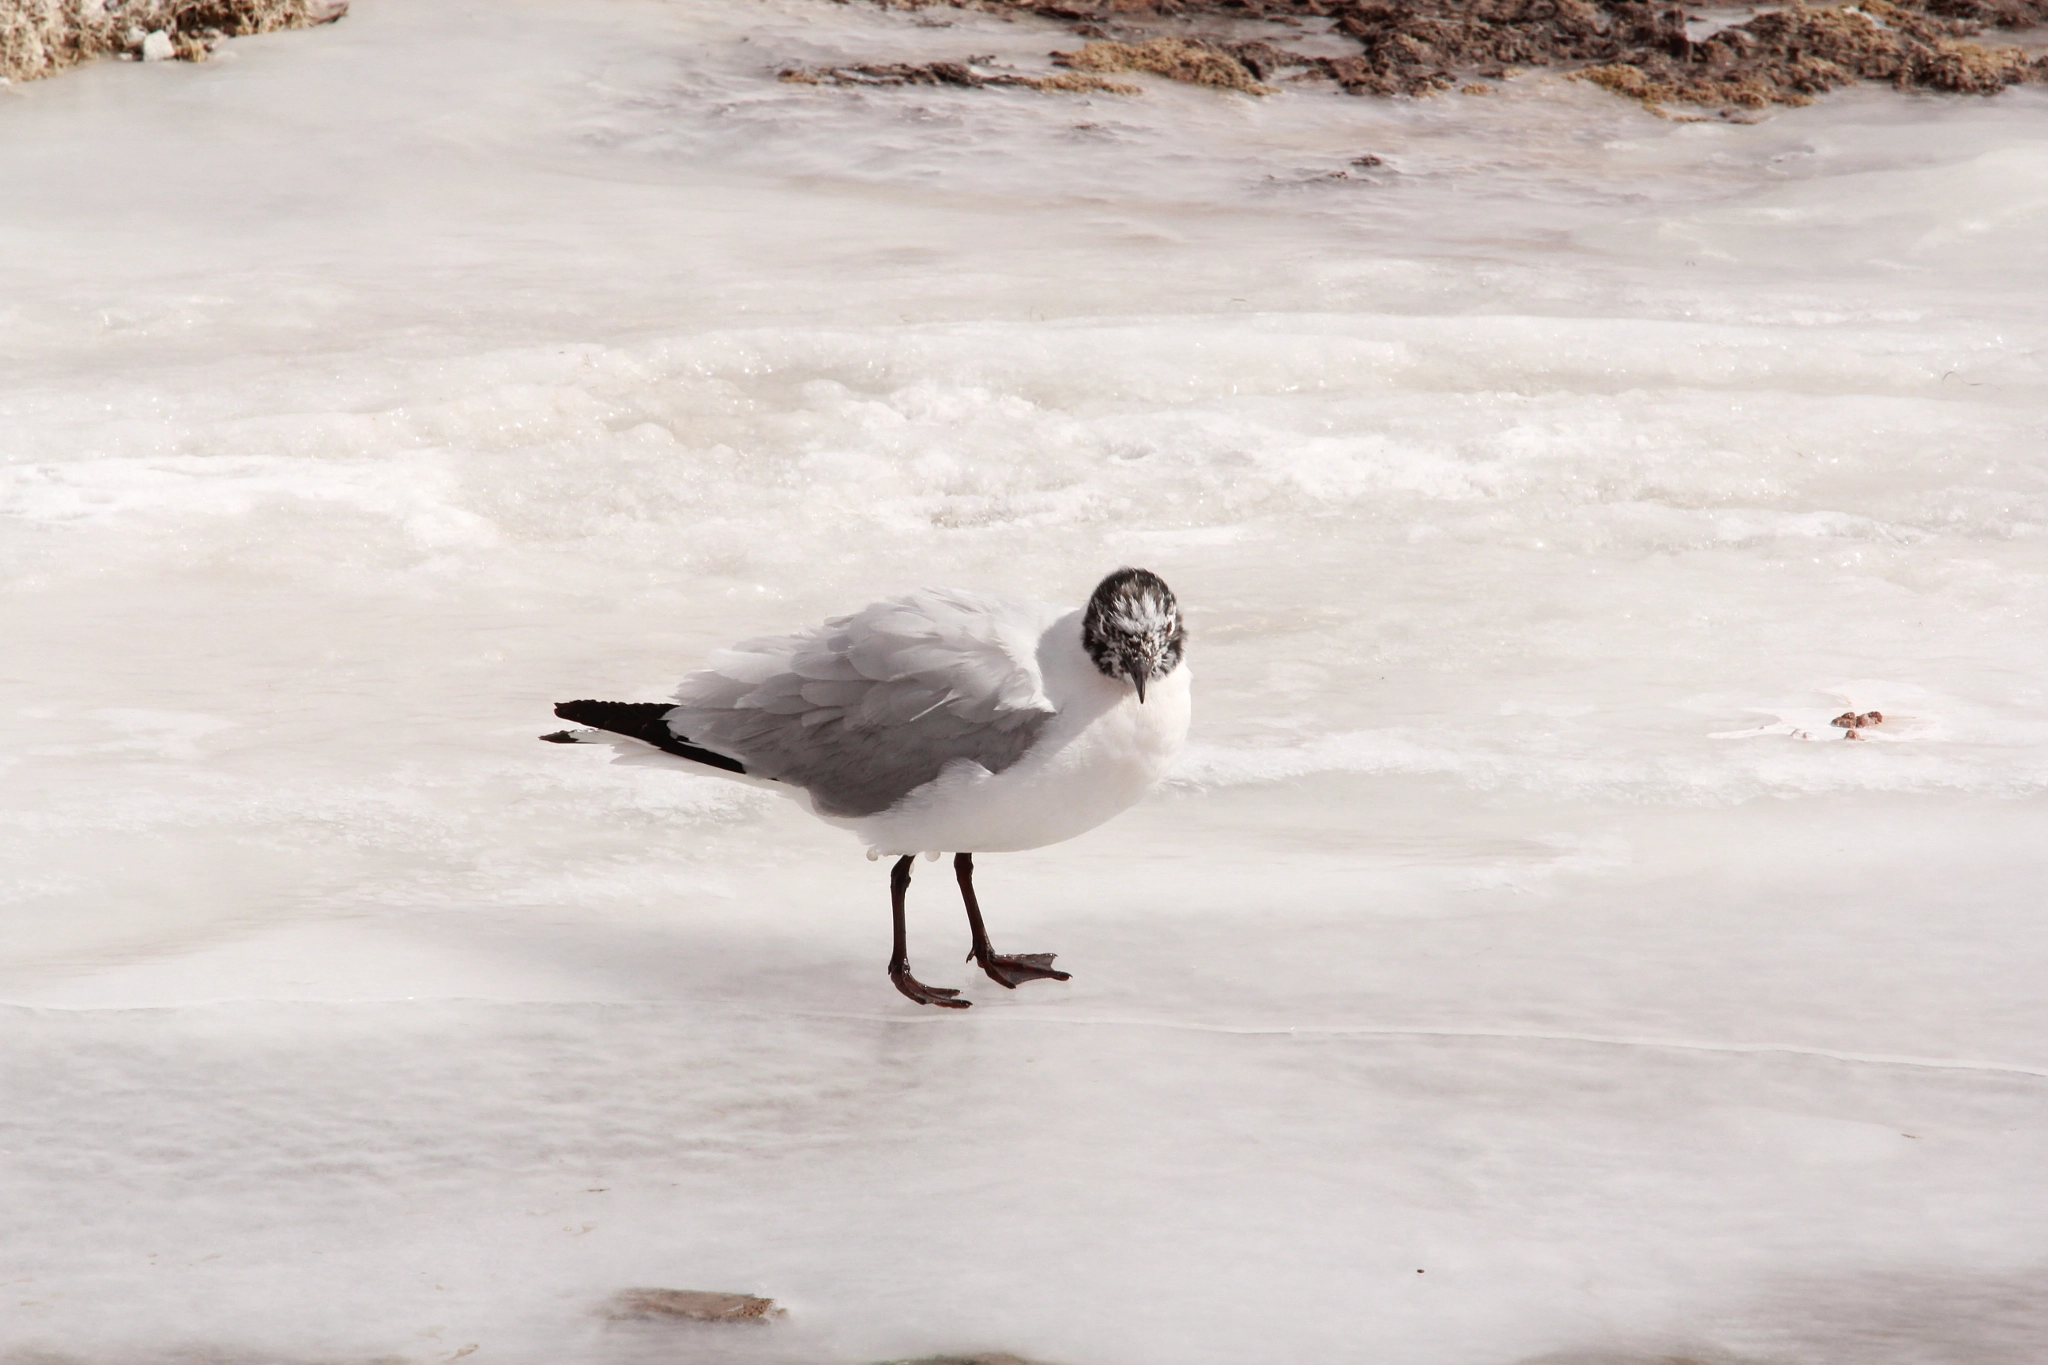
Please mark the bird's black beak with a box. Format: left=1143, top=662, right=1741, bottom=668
left=1133, top=673, right=1148, bottom=704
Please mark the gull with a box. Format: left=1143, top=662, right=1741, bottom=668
left=540, top=567, right=1190, bottom=1008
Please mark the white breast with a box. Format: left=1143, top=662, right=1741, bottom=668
left=835, top=612, right=1191, bottom=857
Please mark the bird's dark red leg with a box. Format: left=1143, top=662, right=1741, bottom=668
left=889, top=855, right=967, bottom=1008
left=956, top=852, right=1071, bottom=989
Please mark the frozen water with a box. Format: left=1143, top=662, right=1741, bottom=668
left=2, top=1, right=2046, bottom=1363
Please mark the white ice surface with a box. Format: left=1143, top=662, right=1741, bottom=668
left=3, top=2, right=2047, bottom=1363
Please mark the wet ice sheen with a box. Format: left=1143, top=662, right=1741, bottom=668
left=2, top=1, right=2046, bottom=1363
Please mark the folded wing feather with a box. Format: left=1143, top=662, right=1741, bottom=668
left=668, top=589, right=1059, bottom=818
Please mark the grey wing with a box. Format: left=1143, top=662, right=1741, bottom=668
left=666, top=588, right=1060, bottom=819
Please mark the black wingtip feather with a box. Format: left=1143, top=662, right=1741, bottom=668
left=539, top=730, right=579, bottom=744
left=545, top=699, right=748, bottom=775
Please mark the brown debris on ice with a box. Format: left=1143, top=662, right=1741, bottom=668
left=1573, top=0, right=2041, bottom=110
left=1053, top=36, right=1277, bottom=92
left=781, top=56, right=1139, bottom=93
left=603, top=1287, right=786, bottom=1323
left=820, top=0, right=2048, bottom=112
left=0, top=0, right=346, bottom=83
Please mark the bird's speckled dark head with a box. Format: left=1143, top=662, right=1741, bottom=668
left=1082, top=567, right=1185, bottom=703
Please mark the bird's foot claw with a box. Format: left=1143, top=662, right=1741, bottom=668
left=891, top=970, right=970, bottom=1009
left=973, top=951, right=1072, bottom=989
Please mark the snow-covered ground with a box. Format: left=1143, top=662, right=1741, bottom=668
left=3, top=2, right=2046, bottom=1362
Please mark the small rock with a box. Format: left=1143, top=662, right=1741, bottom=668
left=139, top=30, right=175, bottom=62
left=605, top=1287, right=784, bottom=1323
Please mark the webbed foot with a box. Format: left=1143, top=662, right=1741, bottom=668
left=972, top=950, right=1072, bottom=989
left=891, top=969, right=970, bottom=1008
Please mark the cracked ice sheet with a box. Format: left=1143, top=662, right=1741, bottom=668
left=2, top=0, right=2048, bottom=1363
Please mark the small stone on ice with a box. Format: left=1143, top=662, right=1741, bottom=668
left=140, top=30, right=175, bottom=62
left=605, top=1288, right=784, bottom=1322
